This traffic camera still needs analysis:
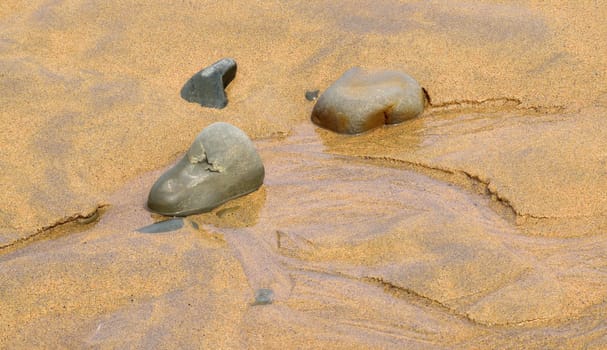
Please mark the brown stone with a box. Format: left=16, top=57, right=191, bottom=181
left=311, top=67, right=425, bottom=134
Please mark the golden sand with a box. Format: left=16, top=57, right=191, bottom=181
left=1, top=1, right=606, bottom=348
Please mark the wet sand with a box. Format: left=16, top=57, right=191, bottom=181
left=1, top=1, right=607, bottom=348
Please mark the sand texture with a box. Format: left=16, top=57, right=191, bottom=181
left=1, top=1, right=607, bottom=348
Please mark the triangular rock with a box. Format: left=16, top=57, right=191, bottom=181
left=180, top=58, right=237, bottom=109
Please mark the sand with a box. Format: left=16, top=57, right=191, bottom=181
left=1, top=1, right=606, bottom=348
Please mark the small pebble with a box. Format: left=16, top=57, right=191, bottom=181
left=252, top=288, right=274, bottom=306
left=190, top=220, right=199, bottom=230
left=305, top=89, right=319, bottom=101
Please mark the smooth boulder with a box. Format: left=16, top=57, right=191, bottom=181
left=147, top=122, right=264, bottom=216
left=180, top=58, right=237, bottom=109
left=311, top=67, right=425, bottom=134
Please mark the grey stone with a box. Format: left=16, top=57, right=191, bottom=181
left=147, top=122, right=265, bottom=216
left=180, top=58, right=237, bottom=109
left=305, top=89, right=319, bottom=101
left=137, top=218, right=184, bottom=234
left=252, top=288, right=274, bottom=306
left=311, top=67, right=425, bottom=134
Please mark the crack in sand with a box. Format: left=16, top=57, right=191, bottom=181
left=288, top=265, right=488, bottom=327
left=429, top=96, right=522, bottom=108
left=365, top=276, right=556, bottom=328
left=348, top=154, right=563, bottom=222
left=0, top=204, right=107, bottom=252
left=363, top=276, right=488, bottom=327
left=423, top=94, right=565, bottom=114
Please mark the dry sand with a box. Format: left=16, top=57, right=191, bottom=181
left=1, top=0, right=606, bottom=348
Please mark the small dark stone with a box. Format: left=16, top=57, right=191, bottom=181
left=252, top=288, right=274, bottom=306
left=190, top=221, right=199, bottom=230
left=180, top=58, right=237, bottom=109
left=305, top=89, right=319, bottom=101
left=137, top=218, right=184, bottom=233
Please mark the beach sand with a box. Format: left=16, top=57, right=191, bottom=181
left=1, top=1, right=606, bottom=348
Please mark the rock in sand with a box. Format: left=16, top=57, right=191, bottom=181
left=147, top=122, right=264, bottom=216
left=180, top=58, right=237, bottom=109
left=311, top=67, right=425, bottom=134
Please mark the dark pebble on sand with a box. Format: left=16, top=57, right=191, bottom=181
left=252, top=288, right=274, bottom=305
left=180, top=58, right=237, bottom=109
left=305, top=89, right=319, bottom=101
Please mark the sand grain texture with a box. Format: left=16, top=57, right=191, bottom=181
left=1, top=0, right=607, bottom=348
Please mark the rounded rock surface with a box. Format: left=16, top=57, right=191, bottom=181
left=147, top=122, right=264, bottom=216
left=311, top=67, right=425, bottom=134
